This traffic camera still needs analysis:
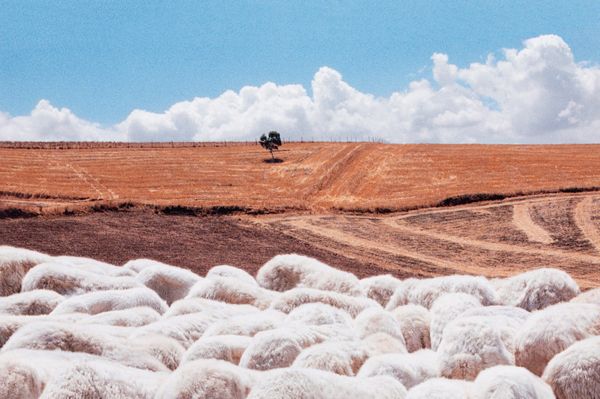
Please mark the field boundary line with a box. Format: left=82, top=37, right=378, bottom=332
left=391, top=192, right=600, bottom=220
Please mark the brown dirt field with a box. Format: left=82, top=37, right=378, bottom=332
left=1, top=191, right=599, bottom=289
left=254, top=192, right=600, bottom=288
left=0, top=211, right=381, bottom=278
left=1, top=143, right=600, bottom=287
left=2, top=143, right=600, bottom=213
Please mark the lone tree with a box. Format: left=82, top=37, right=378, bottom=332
left=259, top=131, right=282, bottom=160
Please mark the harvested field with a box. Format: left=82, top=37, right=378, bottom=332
left=255, top=192, right=600, bottom=289
left=2, top=191, right=600, bottom=289
left=2, top=143, right=600, bottom=214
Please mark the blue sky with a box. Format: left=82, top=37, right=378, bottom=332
left=1, top=1, right=600, bottom=142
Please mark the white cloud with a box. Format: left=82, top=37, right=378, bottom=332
left=432, top=53, right=458, bottom=86
left=2, top=34, right=600, bottom=143
left=0, top=100, right=124, bottom=141
left=118, top=82, right=314, bottom=141
left=457, top=34, right=600, bottom=140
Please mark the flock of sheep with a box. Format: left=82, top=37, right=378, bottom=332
left=0, top=245, right=599, bottom=398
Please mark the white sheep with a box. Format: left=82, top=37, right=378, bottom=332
left=437, top=314, right=524, bottom=380
left=17, top=324, right=185, bottom=370
left=493, top=268, right=580, bottom=311
left=203, top=309, right=285, bottom=338
left=156, top=359, right=257, bottom=399
left=130, top=312, right=218, bottom=348
left=458, top=305, right=530, bottom=354
left=429, top=293, right=482, bottom=350
left=362, top=332, right=408, bottom=356
left=0, top=354, right=44, bottom=398
left=386, top=275, right=497, bottom=310
left=0, top=289, right=64, bottom=315
left=4, top=247, right=599, bottom=397
left=257, top=254, right=362, bottom=295
left=207, top=265, right=258, bottom=286
left=239, top=326, right=327, bottom=371
left=164, top=297, right=260, bottom=318
left=270, top=287, right=381, bottom=317
left=473, top=365, right=555, bottom=399
left=20, top=323, right=182, bottom=370
left=21, top=262, right=141, bottom=295
left=1, top=313, right=87, bottom=348
left=131, top=333, right=186, bottom=371
left=0, top=349, right=102, bottom=398
left=0, top=348, right=167, bottom=399
left=514, top=302, right=600, bottom=375
left=77, top=306, right=161, bottom=327
left=2, top=321, right=170, bottom=371
left=51, top=287, right=168, bottom=315
left=239, top=329, right=303, bottom=371
left=309, top=322, right=360, bottom=344
left=54, top=255, right=135, bottom=277
left=183, top=335, right=253, bottom=364
left=186, top=276, right=277, bottom=309
left=285, top=303, right=353, bottom=326
left=0, top=320, right=94, bottom=350
left=542, top=335, right=600, bottom=399
left=359, top=274, right=403, bottom=307
left=450, top=305, right=529, bottom=351
left=459, top=305, right=530, bottom=323
left=354, top=307, right=406, bottom=344
left=126, top=259, right=201, bottom=305
left=292, top=340, right=369, bottom=376
left=247, top=368, right=407, bottom=399
left=406, top=378, right=473, bottom=399
left=390, top=304, right=431, bottom=352
left=0, top=246, right=52, bottom=296
left=570, top=287, right=600, bottom=305
left=358, top=349, right=439, bottom=389
left=40, top=358, right=167, bottom=399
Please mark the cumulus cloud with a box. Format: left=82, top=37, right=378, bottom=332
left=0, top=100, right=124, bottom=141
left=1, top=34, right=600, bottom=143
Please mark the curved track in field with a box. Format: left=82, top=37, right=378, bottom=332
left=574, top=196, right=600, bottom=253
left=512, top=203, right=554, bottom=244
left=260, top=192, right=600, bottom=288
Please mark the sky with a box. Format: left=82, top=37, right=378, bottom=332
left=1, top=1, right=600, bottom=143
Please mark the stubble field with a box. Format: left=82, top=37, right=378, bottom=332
left=2, top=142, right=600, bottom=213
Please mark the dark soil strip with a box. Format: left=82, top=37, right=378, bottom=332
left=0, top=211, right=369, bottom=278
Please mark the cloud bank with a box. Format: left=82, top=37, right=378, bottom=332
left=2, top=35, right=600, bottom=143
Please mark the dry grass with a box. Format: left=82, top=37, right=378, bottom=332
left=2, top=143, right=600, bottom=214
